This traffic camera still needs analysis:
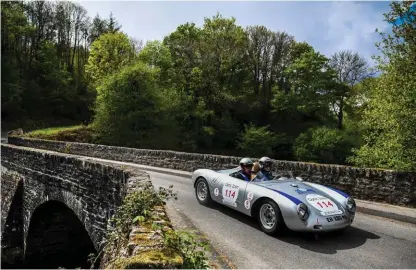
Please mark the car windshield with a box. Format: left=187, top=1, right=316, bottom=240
left=271, top=170, right=294, bottom=180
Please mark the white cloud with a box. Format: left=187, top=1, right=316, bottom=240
left=323, top=2, right=390, bottom=65
left=79, top=1, right=392, bottom=67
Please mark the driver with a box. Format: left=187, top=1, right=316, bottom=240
left=255, top=156, right=274, bottom=181
left=236, top=158, right=254, bottom=181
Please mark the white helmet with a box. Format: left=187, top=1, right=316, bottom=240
left=259, top=156, right=272, bottom=170
left=239, top=157, right=254, bottom=167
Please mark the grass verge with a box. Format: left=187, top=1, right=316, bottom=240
left=23, top=125, right=95, bottom=143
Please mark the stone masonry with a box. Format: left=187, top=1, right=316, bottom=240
left=1, top=143, right=163, bottom=268
left=8, top=136, right=416, bottom=207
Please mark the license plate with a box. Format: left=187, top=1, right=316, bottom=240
left=326, top=215, right=348, bottom=222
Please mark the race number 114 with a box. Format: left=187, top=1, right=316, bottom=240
left=224, top=189, right=236, bottom=198
left=317, top=201, right=334, bottom=208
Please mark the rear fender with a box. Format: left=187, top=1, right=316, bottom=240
left=191, top=169, right=212, bottom=187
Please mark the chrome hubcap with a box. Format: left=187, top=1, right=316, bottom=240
left=260, top=204, right=276, bottom=229
left=197, top=181, right=208, bottom=201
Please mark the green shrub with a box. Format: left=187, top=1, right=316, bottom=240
left=92, top=62, right=181, bottom=149
left=162, top=229, right=210, bottom=269
left=293, top=126, right=357, bottom=165
left=108, top=184, right=178, bottom=238
left=237, top=124, right=278, bottom=157
left=97, top=183, right=210, bottom=269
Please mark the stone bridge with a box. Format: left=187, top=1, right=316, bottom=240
left=7, top=136, right=416, bottom=208
left=1, top=143, right=150, bottom=268
left=2, top=136, right=416, bottom=268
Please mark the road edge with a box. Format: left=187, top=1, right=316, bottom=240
left=355, top=200, right=416, bottom=225
left=163, top=203, right=237, bottom=269
left=6, top=145, right=415, bottom=226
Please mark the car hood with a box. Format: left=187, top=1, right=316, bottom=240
left=253, top=179, right=345, bottom=214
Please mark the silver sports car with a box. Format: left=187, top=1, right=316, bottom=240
left=191, top=167, right=356, bottom=235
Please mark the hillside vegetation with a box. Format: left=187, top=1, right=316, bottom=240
left=3, top=1, right=415, bottom=171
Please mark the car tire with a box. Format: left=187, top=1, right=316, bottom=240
left=195, top=178, right=213, bottom=206
left=257, top=199, right=284, bottom=236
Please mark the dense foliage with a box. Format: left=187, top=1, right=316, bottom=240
left=1, top=1, right=127, bottom=129
left=2, top=1, right=415, bottom=171
left=348, top=1, right=416, bottom=171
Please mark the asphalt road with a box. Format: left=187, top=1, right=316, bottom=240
left=149, top=171, right=416, bottom=269
left=2, top=140, right=415, bottom=269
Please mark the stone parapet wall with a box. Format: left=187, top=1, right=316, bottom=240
left=1, top=143, right=132, bottom=251
left=8, top=136, right=416, bottom=207
left=1, top=143, right=183, bottom=268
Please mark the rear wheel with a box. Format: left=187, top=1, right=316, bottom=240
left=257, top=199, right=284, bottom=236
left=195, top=178, right=213, bottom=206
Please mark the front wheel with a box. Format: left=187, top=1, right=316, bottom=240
left=195, top=178, right=213, bottom=206
left=257, top=199, right=284, bottom=236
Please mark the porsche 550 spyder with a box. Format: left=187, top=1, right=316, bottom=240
left=191, top=167, right=356, bottom=235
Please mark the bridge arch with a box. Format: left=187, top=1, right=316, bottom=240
left=24, top=200, right=97, bottom=269
left=1, top=179, right=24, bottom=268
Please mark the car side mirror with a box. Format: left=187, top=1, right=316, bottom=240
left=296, top=176, right=303, bottom=181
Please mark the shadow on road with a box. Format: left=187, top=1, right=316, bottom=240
left=206, top=201, right=381, bottom=255
left=276, top=226, right=380, bottom=254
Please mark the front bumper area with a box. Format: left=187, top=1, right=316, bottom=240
left=286, top=211, right=355, bottom=232
left=304, top=212, right=355, bottom=232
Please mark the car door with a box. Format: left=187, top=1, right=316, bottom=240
left=211, top=173, right=249, bottom=212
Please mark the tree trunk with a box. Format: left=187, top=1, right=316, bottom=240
left=337, top=97, right=344, bottom=129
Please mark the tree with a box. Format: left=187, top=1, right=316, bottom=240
left=89, top=14, right=108, bottom=44
left=282, top=49, right=335, bottom=120
left=1, top=1, right=96, bottom=129
left=130, top=37, right=143, bottom=55
left=85, top=32, right=135, bottom=88
left=329, top=50, right=370, bottom=129
left=1, top=1, right=32, bottom=123
left=107, top=12, right=121, bottom=33
left=349, top=1, right=416, bottom=171
left=237, top=124, right=278, bottom=157
left=245, top=27, right=294, bottom=125
left=138, top=40, right=172, bottom=70
left=92, top=62, right=179, bottom=148
left=199, top=13, right=250, bottom=107
left=347, top=76, right=379, bottom=121
left=163, top=14, right=250, bottom=151
left=163, top=22, right=207, bottom=151
left=246, top=26, right=275, bottom=100
left=293, top=126, right=356, bottom=164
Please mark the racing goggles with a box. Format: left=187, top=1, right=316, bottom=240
left=242, top=164, right=253, bottom=169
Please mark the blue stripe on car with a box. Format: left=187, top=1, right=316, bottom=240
left=266, top=187, right=302, bottom=205
left=325, top=186, right=349, bottom=198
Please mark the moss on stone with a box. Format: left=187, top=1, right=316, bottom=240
left=130, top=233, right=163, bottom=246
left=111, top=248, right=183, bottom=269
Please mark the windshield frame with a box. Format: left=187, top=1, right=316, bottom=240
left=271, top=170, right=294, bottom=180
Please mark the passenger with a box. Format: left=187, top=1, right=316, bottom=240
left=255, top=156, right=274, bottom=181
left=236, top=158, right=254, bottom=181
left=252, top=162, right=261, bottom=174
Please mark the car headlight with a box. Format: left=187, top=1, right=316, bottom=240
left=297, top=203, right=309, bottom=220
left=346, top=197, right=356, bottom=212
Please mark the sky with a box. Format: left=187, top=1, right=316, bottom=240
left=77, top=1, right=394, bottom=67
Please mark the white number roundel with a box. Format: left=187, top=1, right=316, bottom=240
left=305, top=194, right=342, bottom=216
